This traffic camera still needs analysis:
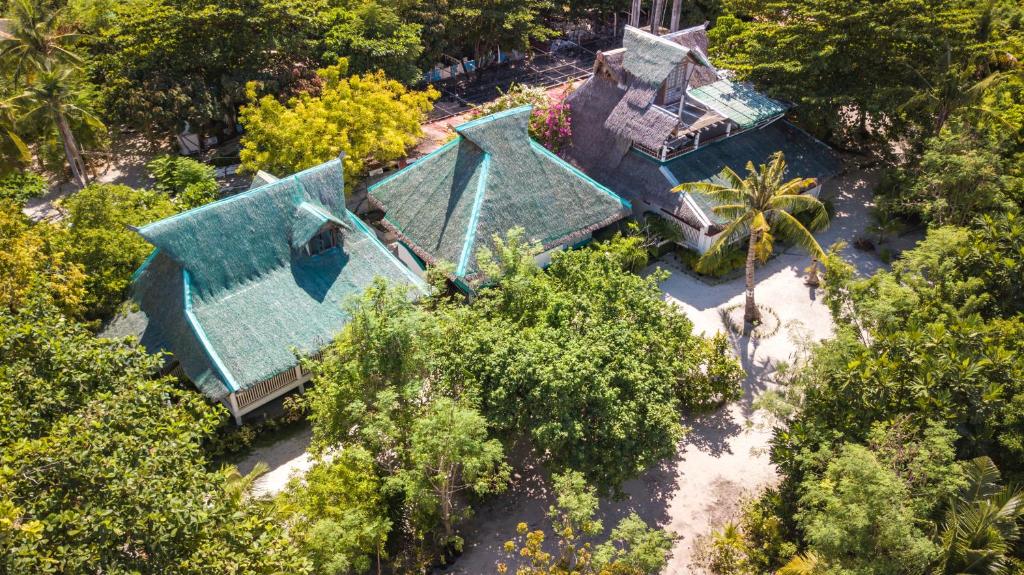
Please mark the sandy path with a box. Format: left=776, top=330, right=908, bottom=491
left=439, top=165, right=921, bottom=574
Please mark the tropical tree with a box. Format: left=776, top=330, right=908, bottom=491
left=18, top=63, right=103, bottom=187
left=933, top=457, right=1024, bottom=575
left=0, top=97, right=30, bottom=171
left=674, top=152, right=829, bottom=324
left=0, top=0, right=82, bottom=81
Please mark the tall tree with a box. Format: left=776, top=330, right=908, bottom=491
left=239, top=58, right=436, bottom=182
left=0, top=0, right=81, bottom=80
left=18, top=63, right=102, bottom=187
left=674, top=152, right=828, bottom=324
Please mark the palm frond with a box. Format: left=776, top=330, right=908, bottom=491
left=772, top=210, right=826, bottom=262
left=695, top=213, right=751, bottom=274
left=778, top=552, right=822, bottom=575
left=963, top=457, right=1003, bottom=504
left=770, top=194, right=830, bottom=232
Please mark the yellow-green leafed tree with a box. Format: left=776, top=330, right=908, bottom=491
left=239, top=58, right=438, bottom=185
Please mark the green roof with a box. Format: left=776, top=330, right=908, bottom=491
left=368, top=106, right=631, bottom=282
left=662, top=120, right=841, bottom=225
left=621, top=26, right=710, bottom=86
left=132, top=159, right=426, bottom=398
left=687, top=80, right=788, bottom=129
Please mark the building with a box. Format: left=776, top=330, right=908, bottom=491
left=367, top=106, right=632, bottom=292
left=566, top=25, right=840, bottom=253
left=127, top=158, right=426, bottom=424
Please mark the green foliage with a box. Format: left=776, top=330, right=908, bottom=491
left=469, top=230, right=743, bottom=490
left=91, top=0, right=317, bottom=135
left=239, top=58, right=437, bottom=182
left=499, top=471, right=673, bottom=575
left=677, top=151, right=828, bottom=323
left=0, top=171, right=45, bottom=204
left=698, top=490, right=796, bottom=575
left=708, top=0, right=1008, bottom=151
left=147, top=154, right=219, bottom=209
left=898, top=127, right=1016, bottom=224
left=318, top=0, right=424, bottom=85
left=795, top=443, right=938, bottom=575
left=410, top=0, right=555, bottom=66
left=934, top=457, right=1024, bottom=575
left=280, top=446, right=391, bottom=574
left=0, top=201, right=84, bottom=316
left=0, top=301, right=310, bottom=574
left=60, top=183, right=176, bottom=320
left=393, top=397, right=510, bottom=551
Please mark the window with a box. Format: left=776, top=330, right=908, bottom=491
left=307, top=227, right=340, bottom=255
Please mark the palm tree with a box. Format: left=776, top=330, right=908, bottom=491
left=673, top=152, right=829, bottom=324
left=0, top=0, right=82, bottom=81
left=0, top=96, right=31, bottom=170
left=933, top=457, right=1024, bottom=575
left=18, top=63, right=104, bottom=187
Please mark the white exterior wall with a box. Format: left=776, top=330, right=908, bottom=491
left=395, top=242, right=428, bottom=278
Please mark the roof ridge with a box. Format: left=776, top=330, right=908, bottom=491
left=456, top=152, right=491, bottom=277
left=138, top=158, right=342, bottom=234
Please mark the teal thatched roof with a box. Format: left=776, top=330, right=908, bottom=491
left=132, top=159, right=426, bottom=399
left=368, top=106, right=631, bottom=282
left=687, top=80, right=788, bottom=129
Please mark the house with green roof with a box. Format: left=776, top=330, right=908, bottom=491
left=128, top=158, right=426, bottom=424
left=367, top=106, right=632, bottom=292
left=567, top=25, right=840, bottom=253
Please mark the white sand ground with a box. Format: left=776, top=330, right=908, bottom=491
left=237, top=163, right=922, bottom=573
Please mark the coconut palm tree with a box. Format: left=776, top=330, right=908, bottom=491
left=0, top=0, right=82, bottom=80
left=0, top=96, right=31, bottom=170
left=933, top=457, right=1024, bottom=575
left=673, top=152, right=829, bottom=324
left=18, top=63, right=103, bottom=187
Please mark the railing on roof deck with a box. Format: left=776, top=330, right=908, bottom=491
left=236, top=368, right=299, bottom=409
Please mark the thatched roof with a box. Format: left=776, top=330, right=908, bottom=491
left=663, top=24, right=719, bottom=88
left=131, top=160, right=426, bottom=399
left=368, top=106, right=631, bottom=283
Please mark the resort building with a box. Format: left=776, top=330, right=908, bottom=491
left=566, top=25, right=840, bottom=253
left=367, top=106, right=632, bottom=292
left=126, top=159, right=426, bottom=424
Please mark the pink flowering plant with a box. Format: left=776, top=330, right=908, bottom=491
left=528, top=100, right=572, bottom=156
left=471, top=83, right=573, bottom=156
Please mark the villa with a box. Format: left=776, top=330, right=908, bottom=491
left=566, top=25, right=840, bottom=253
left=367, top=106, right=632, bottom=292
left=127, top=158, right=426, bottom=424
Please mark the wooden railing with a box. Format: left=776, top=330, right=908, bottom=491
left=236, top=368, right=298, bottom=409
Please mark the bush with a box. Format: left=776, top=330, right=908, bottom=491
left=0, top=172, right=47, bottom=205
left=147, top=155, right=220, bottom=209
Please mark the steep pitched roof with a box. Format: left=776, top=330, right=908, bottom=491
left=663, top=24, right=719, bottom=88
left=368, top=106, right=631, bottom=282
left=131, top=160, right=426, bottom=399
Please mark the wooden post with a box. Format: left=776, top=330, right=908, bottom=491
left=677, top=62, right=694, bottom=119
left=670, top=0, right=682, bottom=32
left=694, top=131, right=701, bottom=149
left=650, top=0, right=663, bottom=33
left=630, top=0, right=641, bottom=28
